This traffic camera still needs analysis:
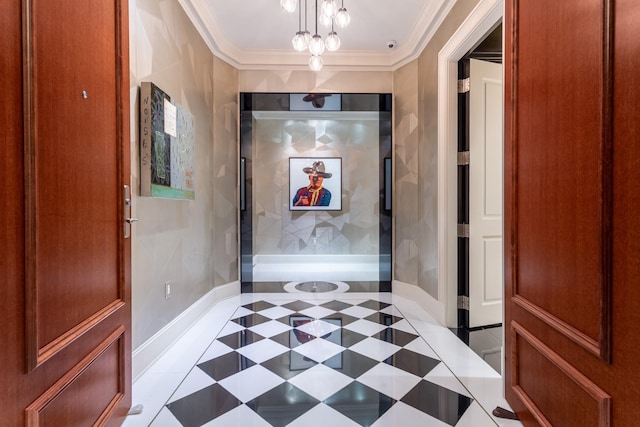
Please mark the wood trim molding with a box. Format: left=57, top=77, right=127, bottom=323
left=22, top=0, right=39, bottom=373
left=511, top=322, right=611, bottom=427
left=512, top=296, right=601, bottom=357
left=437, top=0, right=504, bottom=327
left=25, top=327, right=126, bottom=426
left=36, top=300, right=125, bottom=367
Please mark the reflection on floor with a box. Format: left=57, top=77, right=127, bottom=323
left=450, top=326, right=503, bottom=374
left=123, top=292, right=521, bottom=427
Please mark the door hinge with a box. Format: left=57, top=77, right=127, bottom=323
left=458, top=78, right=470, bottom=94
left=457, top=151, right=470, bottom=166
left=457, top=295, right=470, bottom=311
left=458, top=223, right=470, bottom=238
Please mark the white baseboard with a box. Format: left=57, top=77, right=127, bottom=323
left=393, top=280, right=446, bottom=326
left=132, top=281, right=240, bottom=380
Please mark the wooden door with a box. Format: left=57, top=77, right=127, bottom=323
left=1, top=0, right=131, bottom=425
left=469, top=58, right=503, bottom=328
left=504, top=0, right=640, bottom=425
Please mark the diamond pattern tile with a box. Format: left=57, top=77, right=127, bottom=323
left=160, top=297, right=476, bottom=427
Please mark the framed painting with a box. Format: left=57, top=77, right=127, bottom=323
left=289, top=157, right=342, bottom=211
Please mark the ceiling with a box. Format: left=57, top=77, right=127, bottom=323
left=178, top=0, right=457, bottom=71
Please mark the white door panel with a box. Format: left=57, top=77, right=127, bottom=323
left=469, top=58, right=503, bottom=328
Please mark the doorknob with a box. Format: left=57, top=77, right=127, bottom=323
left=124, top=185, right=137, bottom=238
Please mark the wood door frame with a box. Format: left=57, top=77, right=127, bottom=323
left=437, top=0, right=504, bottom=328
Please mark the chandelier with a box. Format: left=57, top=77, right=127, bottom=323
left=280, top=0, right=351, bottom=71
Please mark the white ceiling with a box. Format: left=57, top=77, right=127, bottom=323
left=178, top=0, right=457, bottom=71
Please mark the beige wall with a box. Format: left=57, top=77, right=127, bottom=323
left=129, top=0, right=238, bottom=348
left=239, top=70, right=392, bottom=94
left=393, top=0, right=484, bottom=298
left=252, top=113, right=381, bottom=256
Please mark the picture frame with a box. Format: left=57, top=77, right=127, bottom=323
left=289, top=157, right=342, bottom=211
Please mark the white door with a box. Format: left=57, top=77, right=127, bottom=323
left=469, top=58, right=503, bottom=327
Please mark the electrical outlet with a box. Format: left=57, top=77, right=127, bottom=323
left=165, top=281, right=172, bottom=299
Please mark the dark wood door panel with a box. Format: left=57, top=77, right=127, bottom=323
left=505, top=0, right=640, bottom=425
left=26, top=328, right=125, bottom=426
left=510, top=0, right=612, bottom=357
left=1, top=0, right=132, bottom=425
left=25, top=0, right=123, bottom=366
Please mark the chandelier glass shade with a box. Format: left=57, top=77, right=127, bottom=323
left=280, top=0, right=297, bottom=14
left=325, top=30, right=340, bottom=51
left=309, top=55, right=323, bottom=71
left=335, top=6, right=350, bottom=28
left=282, top=0, right=352, bottom=71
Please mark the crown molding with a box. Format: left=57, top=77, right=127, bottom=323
left=178, top=0, right=458, bottom=72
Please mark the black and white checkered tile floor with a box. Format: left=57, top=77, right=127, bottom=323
left=126, top=293, right=521, bottom=427
left=152, top=298, right=479, bottom=426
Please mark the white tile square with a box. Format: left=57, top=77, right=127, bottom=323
left=217, top=321, right=245, bottom=338
left=424, top=363, right=472, bottom=397
left=248, top=319, right=292, bottom=338
left=236, top=339, right=289, bottom=364
left=340, top=305, right=378, bottom=319
left=198, top=340, right=234, bottom=363
left=148, top=407, right=183, bottom=427
left=287, top=403, right=360, bottom=427
left=349, top=337, right=401, bottom=362
left=230, top=307, right=255, bottom=319
left=258, top=306, right=296, bottom=319
left=357, top=363, right=422, bottom=400
left=167, top=367, right=216, bottom=403
left=293, top=338, right=345, bottom=363
left=202, top=404, right=272, bottom=427
left=295, top=319, right=341, bottom=338
left=218, top=365, right=284, bottom=403
left=379, top=305, right=405, bottom=317
left=390, top=318, right=419, bottom=335
left=298, top=305, right=337, bottom=319
left=402, top=337, right=440, bottom=360
left=343, top=319, right=388, bottom=337
left=455, top=400, right=501, bottom=427
left=288, top=364, right=353, bottom=401
left=371, top=401, right=450, bottom=427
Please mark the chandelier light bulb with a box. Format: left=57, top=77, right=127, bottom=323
left=308, top=34, right=325, bottom=56
left=292, top=31, right=309, bottom=51
left=280, top=0, right=297, bottom=13
left=318, top=11, right=332, bottom=27
left=335, top=7, right=350, bottom=28
left=321, top=0, right=338, bottom=18
left=309, top=55, right=323, bottom=71
left=325, top=31, right=340, bottom=51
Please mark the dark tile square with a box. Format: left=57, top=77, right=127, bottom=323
left=320, top=300, right=353, bottom=311
left=401, top=380, right=473, bottom=426
left=269, top=330, right=316, bottom=349
left=321, top=312, right=359, bottom=327
left=261, top=350, right=317, bottom=380
left=274, top=312, right=303, bottom=325
left=217, top=330, right=265, bottom=349
left=320, top=328, right=367, bottom=348
left=372, top=328, right=419, bottom=347
left=242, top=301, right=276, bottom=312
left=322, top=349, right=378, bottom=379
left=246, top=382, right=319, bottom=427
left=282, top=300, right=315, bottom=312
left=384, top=348, right=441, bottom=377
left=198, top=351, right=256, bottom=381
left=358, top=300, right=391, bottom=311
left=231, top=313, right=271, bottom=328
left=324, top=381, right=396, bottom=426
left=364, top=312, right=402, bottom=326
left=166, top=383, right=241, bottom=427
